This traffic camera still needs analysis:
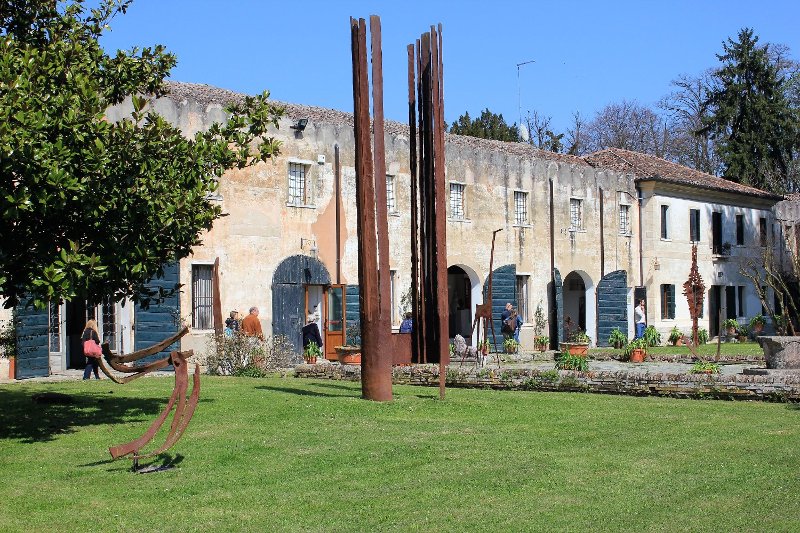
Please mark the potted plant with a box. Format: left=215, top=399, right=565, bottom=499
left=736, top=324, right=749, bottom=342
left=561, top=330, right=590, bottom=356
left=607, top=327, right=627, bottom=349
left=0, top=319, right=16, bottom=379
left=303, top=341, right=321, bottom=364
left=749, top=315, right=766, bottom=335
left=624, top=337, right=647, bottom=363
left=503, top=338, right=519, bottom=354
left=667, top=326, right=684, bottom=346
left=334, top=322, right=362, bottom=365
left=689, top=360, right=721, bottom=374
left=534, top=335, right=549, bottom=352
left=722, top=318, right=739, bottom=336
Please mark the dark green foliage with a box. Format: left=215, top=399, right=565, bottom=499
left=0, top=0, right=284, bottom=309
left=643, top=325, right=661, bottom=347
left=555, top=352, right=588, bottom=371
left=700, top=28, right=799, bottom=193
left=449, top=109, right=520, bottom=142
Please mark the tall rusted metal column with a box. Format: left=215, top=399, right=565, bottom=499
left=408, top=25, right=449, bottom=395
left=350, top=16, right=392, bottom=401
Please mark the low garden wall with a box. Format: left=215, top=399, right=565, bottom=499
left=294, top=364, right=800, bottom=402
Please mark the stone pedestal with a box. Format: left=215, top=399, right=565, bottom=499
left=758, top=337, right=800, bottom=369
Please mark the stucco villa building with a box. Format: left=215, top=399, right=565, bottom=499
left=7, top=82, right=796, bottom=378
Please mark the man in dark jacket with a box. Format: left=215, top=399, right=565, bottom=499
left=302, top=314, right=323, bottom=353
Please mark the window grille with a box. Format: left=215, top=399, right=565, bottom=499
left=192, top=264, right=214, bottom=330
left=102, top=297, right=117, bottom=347
left=48, top=302, right=61, bottom=353
left=386, top=175, right=397, bottom=213
left=450, top=183, right=465, bottom=220
left=661, top=284, right=675, bottom=319
left=514, top=191, right=528, bottom=225
left=619, top=204, right=630, bottom=235
left=516, top=275, right=529, bottom=322
left=288, top=162, right=308, bottom=205
left=569, top=198, right=582, bottom=230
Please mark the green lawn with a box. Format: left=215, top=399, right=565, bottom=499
left=590, top=341, right=763, bottom=358
left=1, top=377, right=798, bottom=532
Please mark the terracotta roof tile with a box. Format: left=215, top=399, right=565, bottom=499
left=584, top=147, right=782, bottom=200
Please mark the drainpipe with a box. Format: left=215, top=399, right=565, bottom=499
left=599, top=186, right=605, bottom=278
left=549, top=178, right=555, bottom=348
left=637, top=186, right=644, bottom=288
left=335, top=144, right=341, bottom=285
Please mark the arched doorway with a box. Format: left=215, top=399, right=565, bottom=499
left=447, top=264, right=482, bottom=344
left=272, top=255, right=331, bottom=354
left=562, top=270, right=596, bottom=345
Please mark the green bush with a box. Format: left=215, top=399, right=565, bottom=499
left=643, top=325, right=661, bottom=347
left=689, top=361, right=721, bottom=374
left=608, top=327, right=627, bottom=347
left=697, top=328, right=709, bottom=344
left=555, top=353, right=588, bottom=371
left=204, top=333, right=298, bottom=376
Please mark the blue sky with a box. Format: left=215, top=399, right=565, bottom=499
left=100, top=1, right=800, bottom=133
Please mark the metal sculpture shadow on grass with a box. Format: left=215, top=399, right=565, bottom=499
left=97, top=326, right=200, bottom=473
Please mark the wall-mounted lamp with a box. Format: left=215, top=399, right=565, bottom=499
left=300, top=238, right=317, bottom=259
left=653, top=258, right=660, bottom=271
left=291, top=118, right=308, bottom=131
left=717, top=271, right=724, bottom=278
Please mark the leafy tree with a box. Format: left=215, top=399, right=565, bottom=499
left=0, top=0, right=283, bottom=309
left=449, top=109, right=519, bottom=142
left=700, top=28, right=799, bottom=193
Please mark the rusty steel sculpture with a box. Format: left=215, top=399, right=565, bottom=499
left=682, top=244, right=706, bottom=349
left=98, top=326, right=200, bottom=472
left=350, top=16, right=449, bottom=401
left=465, top=228, right=503, bottom=368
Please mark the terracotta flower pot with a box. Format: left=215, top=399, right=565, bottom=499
left=304, top=356, right=317, bottom=365
left=536, top=343, right=547, bottom=352
left=630, top=349, right=646, bottom=363
left=753, top=324, right=764, bottom=334
left=335, top=346, right=362, bottom=365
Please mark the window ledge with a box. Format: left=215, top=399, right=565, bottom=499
left=388, top=212, right=400, bottom=218
left=569, top=228, right=586, bottom=233
left=619, top=232, right=632, bottom=237
left=191, top=329, right=215, bottom=334
left=287, top=203, right=317, bottom=209
left=448, top=218, right=472, bottom=224
left=660, top=238, right=672, bottom=242
left=512, top=223, right=533, bottom=228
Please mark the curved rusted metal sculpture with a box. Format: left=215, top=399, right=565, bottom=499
left=98, top=326, right=200, bottom=468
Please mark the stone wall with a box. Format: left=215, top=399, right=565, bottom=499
left=294, top=364, right=800, bottom=402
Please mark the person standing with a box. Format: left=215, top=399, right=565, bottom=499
left=399, top=312, right=413, bottom=333
left=635, top=300, right=646, bottom=339
left=500, top=302, right=514, bottom=341
left=224, top=310, right=240, bottom=336
left=82, top=319, right=101, bottom=380
left=241, top=306, right=264, bottom=340
left=301, top=314, right=323, bottom=353
left=513, top=311, right=523, bottom=344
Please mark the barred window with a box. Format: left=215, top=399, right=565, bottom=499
left=569, top=198, right=582, bottom=230
left=516, top=275, right=529, bottom=322
left=48, top=302, right=61, bottom=353
left=102, top=297, right=117, bottom=346
left=450, top=182, right=465, bottom=220
left=514, top=191, right=528, bottom=225
left=192, top=264, right=214, bottom=330
left=619, top=204, right=630, bottom=235
left=288, top=162, right=309, bottom=205
left=661, top=284, right=675, bottom=320
left=386, top=175, right=397, bottom=213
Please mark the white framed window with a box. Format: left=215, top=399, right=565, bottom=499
left=660, top=205, right=670, bottom=239
left=101, top=297, right=117, bottom=347
left=191, top=264, right=214, bottom=330
left=619, top=204, right=630, bottom=235
left=514, top=191, right=529, bottom=225
left=288, top=161, right=313, bottom=206
left=48, top=302, right=62, bottom=353
left=386, top=175, right=397, bottom=214
left=569, top=198, right=583, bottom=230
left=516, top=275, right=529, bottom=322
left=450, top=182, right=465, bottom=220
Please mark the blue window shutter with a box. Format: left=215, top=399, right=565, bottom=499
left=597, top=270, right=629, bottom=347
left=14, top=299, right=50, bottom=378
left=134, top=262, right=180, bottom=360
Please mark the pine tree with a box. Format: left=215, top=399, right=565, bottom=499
left=449, top=109, right=519, bottom=142
left=700, top=28, right=799, bottom=193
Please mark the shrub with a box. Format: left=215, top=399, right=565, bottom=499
left=749, top=315, right=766, bottom=329
left=622, top=338, right=647, bottom=361
left=689, top=361, right=721, bottom=374
left=204, top=333, right=298, bottom=376
left=722, top=318, right=739, bottom=332
left=697, top=328, right=709, bottom=344
left=667, top=326, right=683, bottom=344
left=569, top=330, right=591, bottom=343
left=608, top=327, right=627, bottom=347
left=503, top=338, right=520, bottom=352
left=304, top=341, right=322, bottom=360
left=0, top=319, right=17, bottom=359
left=643, top=325, right=661, bottom=347
left=555, top=352, right=588, bottom=371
